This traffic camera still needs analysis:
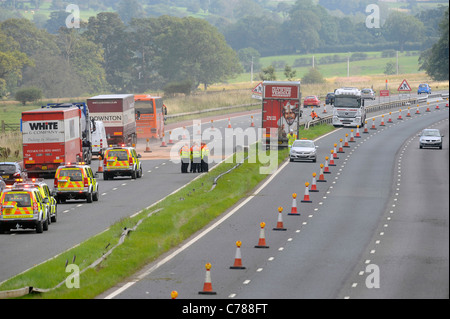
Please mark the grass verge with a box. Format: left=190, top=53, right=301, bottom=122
left=0, top=124, right=334, bottom=299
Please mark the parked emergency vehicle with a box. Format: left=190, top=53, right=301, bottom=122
left=22, top=107, right=84, bottom=177
left=0, top=186, right=50, bottom=233
left=14, top=178, right=58, bottom=223
left=261, top=81, right=302, bottom=148
left=134, top=94, right=167, bottom=140
left=53, top=162, right=99, bottom=203
left=103, top=145, right=142, bottom=180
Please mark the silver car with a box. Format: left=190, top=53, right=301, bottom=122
left=419, top=129, right=443, bottom=149
left=290, top=139, right=318, bottom=162
left=361, top=88, right=376, bottom=100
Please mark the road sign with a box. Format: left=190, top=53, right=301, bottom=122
left=398, top=79, right=411, bottom=92
left=380, top=89, right=390, bottom=97
left=252, top=82, right=263, bottom=95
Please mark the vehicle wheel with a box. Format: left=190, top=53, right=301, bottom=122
left=290, top=158, right=293, bottom=162
left=419, top=145, right=423, bottom=149
left=93, top=189, right=99, bottom=201
left=137, top=167, right=142, bottom=178
left=132, top=170, right=137, bottom=179
left=86, top=192, right=93, bottom=203
left=51, top=212, right=57, bottom=223
left=43, top=216, right=49, bottom=231
left=103, top=173, right=109, bottom=181
left=439, top=145, right=442, bottom=149
left=36, top=220, right=43, bottom=233
left=313, top=158, right=317, bottom=163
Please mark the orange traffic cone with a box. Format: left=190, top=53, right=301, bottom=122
left=436, top=104, right=440, bottom=110
left=250, top=116, right=255, bottom=127
left=273, top=207, right=287, bottom=231
left=199, top=263, right=216, bottom=295
left=255, top=222, right=269, bottom=248
left=228, top=118, right=232, bottom=128
left=288, top=193, right=300, bottom=215
left=230, top=241, right=246, bottom=269
left=344, top=133, right=350, bottom=147
left=370, top=118, right=377, bottom=130
left=322, top=104, right=328, bottom=114
left=145, top=138, right=152, bottom=153
left=310, top=172, right=319, bottom=192
left=355, top=125, right=361, bottom=138
left=324, top=156, right=331, bottom=174
left=97, top=156, right=104, bottom=173
left=182, top=126, right=187, bottom=140
left=167, top=131, right=174, bottom=145
left=338, top=139, right=345, bottom=153
left=329, top=150, right=336, bottom=166
left=317, top=164, right=327, bottom=182
left=380, top=115, right=385, bottom=126
left=397, top=109, right=403, bottom=120
left=415, top=105, right=421, bottom=114
left=426, top=105, right=431, bottom=112
left=349, top=129, right=355, bottom=142
left=301, top=182, right=312, bottom=203
left=388, top=112, right=393, bottom=123
left=406, top=107, right=411, bottom=117
left=363, top=121, right=369, bottom=133
left=333, top=143, right=339, bottom=159
left=160, top=133, right=167, bottom=147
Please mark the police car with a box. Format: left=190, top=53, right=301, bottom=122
left=102, top=145, right=142, bottom=180
left=14, top=178, right=58, bottom=223
left=53, top=162, right=99, bottom=203
left=0, top=185, right=50, bottom=233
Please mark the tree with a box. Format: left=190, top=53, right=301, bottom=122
left=259, top=65, right=276, bottom=81
left=15, top=87, right=42, bottom=105
left=284, top=65, right=297, bottom=81
left=419, top=7, right=449, bottom=81
left=383, top=11, right=425, bottom=52
left=301, top=67, right=325, bottom=84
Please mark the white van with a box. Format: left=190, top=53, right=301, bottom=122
left=91, top=121, right=107, bottom=157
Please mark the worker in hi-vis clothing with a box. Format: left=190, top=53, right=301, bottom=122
left=191, top=142, right=202, bottom=173
left=180, top=143, right=190, bottom=173
left=201, top=142, right=209, bottom=173
left=287, top=129, right=297, bottom=148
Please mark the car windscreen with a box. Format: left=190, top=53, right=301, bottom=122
left=334, top=97, right=361, bottom=108
left=3, top=193, right=32, bottom=207
left=0, top=164, right=16, bottom=174
left=419, top=84, right=427, bottom=88
left=293, top=141, right=314, bottom=148
left=422, top=130, right=440, bottom=137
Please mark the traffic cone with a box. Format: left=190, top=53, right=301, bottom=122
left=273, top=207, right=287, bottom=231
left=144, top=138, right=152, bottom=153
left=329, top=150, right=336, bottom=166
left=324, top=156, right=331, bottom=174
left=349, top=129, right=355, bottom=142
left=228, top=118, right=232, bottom=128
left=250, top=116, right=255, bottom=127
left=355, top=125, right=361, bottom=138
left=310, top=172, right=319, bottom=192
left=160, top=133, right=167, bottom=147
left=397, top=109, right=403, bottom=120
left=344, top=133, right=350, bottom=147
left=210, top=120, right=215, bottom=131
left=255, top=222, right=269, bottom=248
left=415, top=105, right=420, bottom=114
left=388, top=112, right=393, bottom=123
left=363, top=121, right=369, bottom=133
left=436, top=104, right=440, bottom=110
left=167, top=131, right=174, bottom=145
left=199, top=263, right=217, bottom=295
left=288, top=193, right=300, bottom=215
left=322, top=104, right=327, bottom=114
left=317, top=164, right=327, bottom=182
left=333, top=144, right=339, bottom=159
left=426, top=105, right=431, bottom=112
left=406, top=107, right=411, bottom=117
left=370, top=118, right=377, bottom=130
left=230, top=241, right=246, bottom=269
left=338, top=139, right=344, bottom=153
left=182, top=126, right=187, bottom=140
left=380, top=115, right=385, bottom=126
left=97, top=156, right=104, bottom=173
left=301, top=182, right=312, bottom=203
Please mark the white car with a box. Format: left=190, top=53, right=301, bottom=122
left=290, top=139, right=317, bottom=162
left=361, top=88, right=376, bottom=100
left=419, top=129, right=443, bottom=149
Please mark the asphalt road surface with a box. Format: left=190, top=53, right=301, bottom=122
left=102, top=103, right=448, bottom=299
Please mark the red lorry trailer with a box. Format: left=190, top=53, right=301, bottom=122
left=261, top=81, right=302, bottom=148
left=87, top=94, right=137, bottom=146
left=22, top=107, right=83, bottom=177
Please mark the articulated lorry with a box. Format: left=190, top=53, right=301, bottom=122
left=87, top=94, right=137, bottom=146
left=261, top=81, right=302, bottom=148
left=332, top=87, right=366, bottom=127
left=22, top=107, right=84, bottom=177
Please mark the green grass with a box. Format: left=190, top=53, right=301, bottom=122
left=0, top=124, right=334, bottom=298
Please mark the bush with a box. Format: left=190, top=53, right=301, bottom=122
left=301, top=67, right=326, bottom=84
left=15, top=87, right=42, bottom=105
left=163, top=80, right=194, bottom=97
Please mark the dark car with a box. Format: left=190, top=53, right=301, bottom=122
left=0, top=162, right=28, bottom=186
left=325, top=92, right=335, bottom=105
left=0, top=176, right=6, bottom=193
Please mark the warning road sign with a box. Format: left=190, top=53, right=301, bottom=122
left=252, top=82, right=263, bottom=95
left=398, top=79, right=411, bottom=92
